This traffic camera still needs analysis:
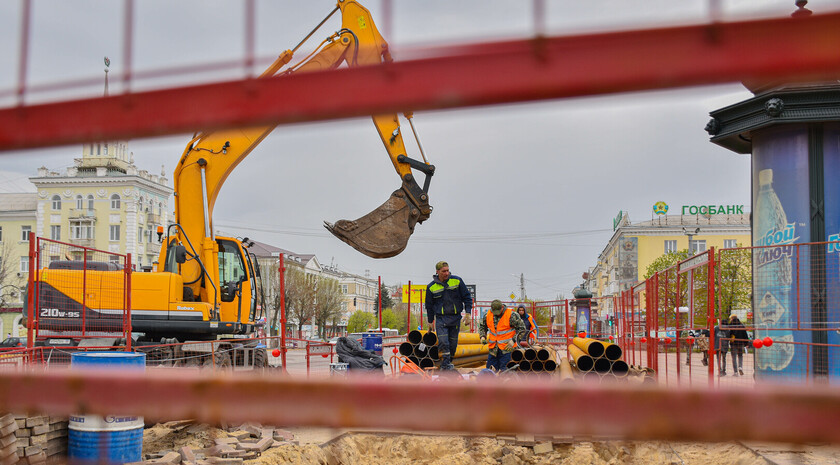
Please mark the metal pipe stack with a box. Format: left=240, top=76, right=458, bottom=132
left=505, top=343, right=559, bottom=373
left=402, top=330, right=489, bottom=370
left=570, top=337, right=629, bottom=383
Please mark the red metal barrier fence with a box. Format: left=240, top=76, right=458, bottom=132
left=29, top=237, right=131, bottom=347
left=612, top=242, right=840, bottom=388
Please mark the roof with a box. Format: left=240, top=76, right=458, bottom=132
left=0, top=193, right=38, bottom=212
left=633, top=213, right=750, bottom=228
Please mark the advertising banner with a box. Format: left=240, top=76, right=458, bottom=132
left=823, top=123, right=840, bottom=380
left=401, top=284, right=426, bottom=304
left=751, top=125, right=811, bottom=381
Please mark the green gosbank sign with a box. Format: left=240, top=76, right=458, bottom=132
left=681, top=204, right=744, bottom=215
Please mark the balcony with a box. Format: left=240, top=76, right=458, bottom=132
left=145, top=213, right=162, bottom=225
left=69, top=238, right=96, bottom=248
left=69, top=208, right=96, bottom=219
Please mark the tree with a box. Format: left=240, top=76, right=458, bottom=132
left=715, top=246, right=752, bottom=319
left=375, top=282, right=394, bottom=312
left=380, top=308, right=399, bottom=330
left=284, top=267, right=316, bottom=336
left=313, top=276, right=343, bottom=339
left=0, top=240, right=23, bottom=311
left=392, top=304, right=422, bottom=334
left=643, top=247, right=750, bottom=328
left=347, top=310, right=376, bottom=333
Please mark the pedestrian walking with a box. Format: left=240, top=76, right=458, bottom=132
left=728, top=315, right=749, bottom=376
left=714, top=319, right=730, bottom=376
left=425, top=261, right=473, bottom=371
left=479, top=300, right=527, bottom=371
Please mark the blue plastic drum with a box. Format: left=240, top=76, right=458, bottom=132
left=69, top=352, right=146, bottom=464
left=362, top=332, right=383, bottom=355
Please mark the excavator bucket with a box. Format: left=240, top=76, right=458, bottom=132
left=325, top=188, right=423, bottom=258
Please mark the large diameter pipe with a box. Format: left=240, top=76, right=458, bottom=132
left=419, top=358, right=435, bottom=369
left=408, top=356, right=420, bottom=366
left=399, top=342, right=414, bottom=357
left=531, top=360, right=544, bottom=372
left=536, top=347, right=551, bottom=361
left=572, top=337, right=605, bottom=358
left=453, top=344, right=489, bottom=358
left=428, top=346, right=439, bottom=360
left=523, top=348, right=537, bottom=361
left=511, top=349, right=525, bottom=362
left=568, top=344, right=594, bottom=372
left=413, top=344, right=429, bottom=358
left=611, top=360, right=629, bottom=377
left=543, top=360, right=557, bottom=372
left=457, top=332, right=482, bottom=345
left=422, top=331, right=438, bottom=346
left=407, top=330, right=423, bottom=345
left=452, top=354, right=488, bottom=368
left=558, top=358, right=574, bottom=383
left=603, top=342, right=623, bottom=361
left=593, top=357, right=612, bottom=374
left=519, top=360, right=532, bottom=372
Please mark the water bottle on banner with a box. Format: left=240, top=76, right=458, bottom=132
left=754, top=169, right=796, bottom=371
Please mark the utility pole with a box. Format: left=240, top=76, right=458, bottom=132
left=520, top=273, right=526, bottom=301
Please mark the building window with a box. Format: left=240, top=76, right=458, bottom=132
left=664, top=240, right=677, bottom=254
left=70, top=221, right=94, bottom=240
left=87, top=195, right=95, bottom=210
left=138, top=228, right=143, bottom=244
left=110, top=225, right=121, bottom=241
left=75, top=195, right=83, bottom=209
left=20, top=256, right=29, bottom=273
left=341, top=285, right=348, bottom=294
left=723, top=239, right=738, bottom=248
left=97, top=144, right=101, bottom=155
left=51, top=195, right=62, bottom=210
left=20, top=226, right=31, bottom=242
left=110, top=194, right=121, bottom=209
left=50, top=225, right=61, bottom=241
left=0, top=226, right=3, bottom=242
left=690, top=240, right=706, bottom=254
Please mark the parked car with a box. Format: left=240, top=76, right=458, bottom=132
left=0, top=337, right=26, bottom=350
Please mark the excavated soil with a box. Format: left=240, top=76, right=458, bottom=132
left=142, top=424, right=778, bottom=464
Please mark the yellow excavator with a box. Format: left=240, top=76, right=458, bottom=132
left=28, top=0, right=433, bottom=367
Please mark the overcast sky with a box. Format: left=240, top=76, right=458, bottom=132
left=0, top=0, right=831, bottom=302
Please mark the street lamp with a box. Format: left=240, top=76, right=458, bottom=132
left=683, top=227, right=700, bottom=255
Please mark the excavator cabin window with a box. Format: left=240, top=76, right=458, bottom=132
left=218, top=239, right=247, bottom=303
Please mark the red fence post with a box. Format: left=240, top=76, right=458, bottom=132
left=279, top=254, right=287, bottom=374
left=407, top=280, right=412, bottom=333
left=707, top=247, right=715, bottom=386
left=125, top=253, right=132, bottom=352
left=26, top=236, right=36, bottom=352
left=378, top=276, right=382, bottom=331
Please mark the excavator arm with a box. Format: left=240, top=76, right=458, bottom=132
left=163, top=0, right=432, bottom=308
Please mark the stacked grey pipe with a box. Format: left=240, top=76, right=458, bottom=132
left=398, top=330, right=440, bottom=369
left=505, top=344, right=560, bottom=373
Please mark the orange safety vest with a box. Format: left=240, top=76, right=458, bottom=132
left=525, top=313, right=538, bottom=341
left=487, top=308, right=516, bottom=351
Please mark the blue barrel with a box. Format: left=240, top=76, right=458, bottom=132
left=362, top=332, right=383, bottom=355
left=69, top=352, right=145, bottom=464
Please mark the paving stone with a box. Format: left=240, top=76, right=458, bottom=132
left=24, top=418, right=45, bottom=428
left=533, top=442, right=553, bottom=455
left=30, top=426, right=48, bottom=436
left=0, top=415, right=16, bottom=429
left=227, top=431, right=250, bottom=441
left=179, top=446, right=196, bottom=463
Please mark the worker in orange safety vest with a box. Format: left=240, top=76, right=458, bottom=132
left=479, top=300, right=527, bottom=371
left=516, top=304, right=538, bottom=343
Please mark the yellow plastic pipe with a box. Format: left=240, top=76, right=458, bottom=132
left=572, top=337, right=605, bottom=358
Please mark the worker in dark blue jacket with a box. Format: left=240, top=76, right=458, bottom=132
left=426, top=261, right=473, bottom=370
